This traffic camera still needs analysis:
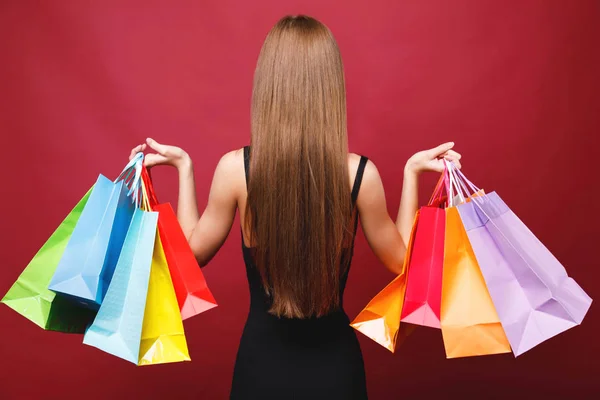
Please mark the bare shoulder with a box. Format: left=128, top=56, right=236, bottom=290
left=212, top=148, right=246, bottom=196
left=217, top=147, right=245, bottom=169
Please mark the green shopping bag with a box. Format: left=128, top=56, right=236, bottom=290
left=1, top=188, right=97, bottom=332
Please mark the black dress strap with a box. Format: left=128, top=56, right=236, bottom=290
left=243, top=145, right=250, bottom=189
left=351, top=156, right=369, bottom=205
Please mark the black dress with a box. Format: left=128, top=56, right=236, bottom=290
left=230, top=146, right=369, bottom=400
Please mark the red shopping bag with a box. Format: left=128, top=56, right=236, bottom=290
left=399, top=175, right=446, bottom=329
left=141, top=167, right=217, bottom=319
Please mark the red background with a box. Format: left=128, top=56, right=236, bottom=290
left=1, top=1, right=598, bottom=399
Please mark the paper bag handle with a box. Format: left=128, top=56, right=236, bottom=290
left=115, top=152, right=144, bottom=207
left=141, top=166, right=159, bottom=209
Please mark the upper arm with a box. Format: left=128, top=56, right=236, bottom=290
left=356, top=160, right=406, bottom=274
left=189, top=149, right=243, bottom=266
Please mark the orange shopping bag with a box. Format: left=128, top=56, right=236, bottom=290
left=440, top=203, right=511, bottom=358
left=350, top=213, right=419, bottom=352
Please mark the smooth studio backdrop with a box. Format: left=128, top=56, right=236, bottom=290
left=1, top=1, right=598, bottom=399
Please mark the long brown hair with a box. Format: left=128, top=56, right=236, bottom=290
left=245, top=15, right=353, bottom=319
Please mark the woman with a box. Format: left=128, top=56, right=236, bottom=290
left=130, top=15, right=460, bottom=400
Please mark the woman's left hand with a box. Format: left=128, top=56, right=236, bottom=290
left=405, top=142, right=462, bottom=175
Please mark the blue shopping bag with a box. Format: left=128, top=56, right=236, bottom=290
left=48, top=154, right=143, bottom=309
left=83, top=207, right=159, bottom=364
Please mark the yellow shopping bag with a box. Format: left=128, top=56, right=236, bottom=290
left=138, top=233, right=191, bottom=365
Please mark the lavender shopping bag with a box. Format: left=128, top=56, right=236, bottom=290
left=451, top=164, right=592, bottom=356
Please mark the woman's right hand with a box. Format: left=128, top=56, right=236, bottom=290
left=129, top=138, right=191, bottom=170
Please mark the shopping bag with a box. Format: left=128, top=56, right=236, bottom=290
left=399, top=205, right=445, bottom=328
left=48, top=155, right=143, bottom=308
left=350, top=213, right=419, bottom=352
left=398, top=173, right=449, bottom=329
left=1, top=189, right=97, bottom=332
left=83, top=207, right=158, bottom=364
left=451, top=164, right=592, bottom=356
left=138, top=233, right=191, bottom=365
left=440, top=205, right=511, bottom=358
left=141, top=167, right=217, bottom=319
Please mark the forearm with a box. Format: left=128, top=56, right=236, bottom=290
left=176, top=158, right=200, bottom=240
left=396, top=167, right=419, bottom=246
